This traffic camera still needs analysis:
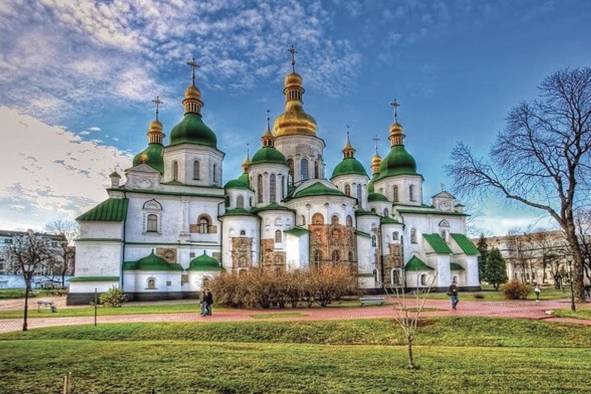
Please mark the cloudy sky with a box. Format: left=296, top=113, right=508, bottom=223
left=0, top=0, right=589, bottom=234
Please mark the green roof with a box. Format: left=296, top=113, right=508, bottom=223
left=251, top=146, right=287, bottom=165
left=405, top=255, right=433, bottom=271
left=293, top=182, right=346, bottom=198
left=368, top=192, right=389, bottom=202
left=220, top=208, right=257, bottom=217
left=451, top=233, right=480, bottom=255
left=331, top=157, right=368, bottom=179
left=169, top=113, right=217, bottom=148
left=355, top=209, right=379, bottom=217
left=355, top=230, right=371, bottom=238
left=380, top=216, right=401, bottom=225
left=252, top=202, right=293, bottom=213
left=367, top=178, right=375, bottom=193
left=224, top=173, right=251, bottom=190
left=423, top=234, right=453, bottom=254
left=450, top=262, right=465, bottom=271
left=132, top=143, right=164, bottom=173
left=396, top=207, right=470, bottom=217
left=69, top=276, right=119, bottom=282
left=284, top=227, right=309, bottom=237
left=77, top=198, right=128, bottom=222
left=376, top=145, right=418, bottom=181
left=189, top=252, right=221, bottom=271
left=123, top=251, right=183, bottom=271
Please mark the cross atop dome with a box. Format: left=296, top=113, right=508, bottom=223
left=187, top=57, right=200, bottom=86
left=390, top=98, right=400, bottom=122
left=288, top=44, right=297, bottom=73
left=152, top=96, right=163, bottom=120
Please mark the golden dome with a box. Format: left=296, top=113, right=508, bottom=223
left=184, top=84, right=201, bottom=99
left=149, top=119, right=163, bottom=132
left=371, top=154, right=382, bottom=175
left=273, top=72, right=317, bottom=137
left=182, top=83, right=204, bottom=115
left=284, top=72, right=303, bottom=88
left=389, top=122, right=405, bottom=146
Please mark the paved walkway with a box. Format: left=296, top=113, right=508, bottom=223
left=1, top=297, right=589, bottom=333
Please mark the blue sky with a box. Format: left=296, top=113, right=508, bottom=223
left=0, top=0, right=589, bottom=234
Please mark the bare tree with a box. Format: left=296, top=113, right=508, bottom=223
left=447, top=68, right=591, bottom=302
left=575, top=209, right=591, bottom=285
left=384, top=274, right=437, bottom=369
left=45, top=220, right=78, bottom=287
left=8, top=231, right=53, bottom=331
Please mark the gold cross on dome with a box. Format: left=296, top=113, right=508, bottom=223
left=186, top=57, right=200, bottom=85
left=390, top=98, right=400, bottom=122
left=288, top=45, right=297, bottom=72
left=152, top=96, right=163, bottom=120
left=266, top=109, right=271, bottom=130
left=372, top=136, right=380, bottom=154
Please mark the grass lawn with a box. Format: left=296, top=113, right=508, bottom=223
left=425, top=285, right=571, bottom=301
left=1, top=317, right=591, bottom=393
left=0, top=288, right=60, bottom=300
left=553, top=306, right=591, bottom=320
left=251, top=312, right=308, bottom=319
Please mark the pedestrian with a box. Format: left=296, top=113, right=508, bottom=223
left=199, top=289, right=208, bottom=317
left=205, top=288, right=214, bottom=316
left=534, top=283, right=541, bottom=302
left=447, top=280, right=459, bottom=310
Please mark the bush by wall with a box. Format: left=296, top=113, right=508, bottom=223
left=502, top=280, right=531, bottom=300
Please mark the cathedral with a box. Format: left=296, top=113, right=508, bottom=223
left=67, top=52, right=480, bottom=304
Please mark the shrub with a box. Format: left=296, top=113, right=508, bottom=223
left=502, top=280, right=531, bottom=300
left=99, top=287, right=126, bottom=307
left=473, top=293, right=485, bottom=299
left=209, top=266, right=357, bottom=309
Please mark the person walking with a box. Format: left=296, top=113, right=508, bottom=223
left=205, top=289, right=214, bottom=316
left=534, top=283, right=541, bottom=302
left=199, top=289, right=208, bottom=317
left=447, top=280, right=459, bottom=310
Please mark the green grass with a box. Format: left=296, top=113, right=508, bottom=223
left=0, top=288, right=60, bottom=300
left=1, top=317, right=591, bottom=393
left=425, top=286, right=571, bottom=301
left=251, top=312, right=307, bottom=319
left=553, top=307, right=591, bottom=320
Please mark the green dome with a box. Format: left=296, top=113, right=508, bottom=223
left=331, top=158, right=368, bottom=179
left=224, top=173, right=250, bottom=190
left=377, top=145, right=417, bottom=180
left=169, top=113, right=217, bottom=148
left=251, top=146, right=287, bottom=165
left=133, top=143, right=164, bottom=173
left=367, top=178, right=375, bottom=193
left=189, top=252, right=221, bottom=271
left=368, top=192, right=389, bottom=202
left=125, top=251, right=183, bottom=271
left=294, top=182, right=345, bottom=198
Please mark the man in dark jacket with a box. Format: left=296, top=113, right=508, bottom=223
left=448, top=281, right=459, bottom=310
left=205, top=289, right=214, bottom=316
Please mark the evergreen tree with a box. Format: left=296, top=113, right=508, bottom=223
left=476, top=233, right=489, bottom=283
left=484, top=247, right=508, bottom=290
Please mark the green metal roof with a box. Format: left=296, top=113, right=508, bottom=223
left=355, top=209, right=379, bottom=217
left=405, top=255, right=433, bottom=271
left=293, top=182, right=345, bottom=198
left=77, top=198, right=128, bottom=222
left=252, top=202, right=294, bottom=213
left=375, top=145, right=418, bottom=181
left=423, top=233, right=453, bottom=254
left=132, top=143, right=164, bottom=173
left=224, top=173, right=251, bottom=190
left=450, top=233, right=480, bottom=255
left=330, top=157, right=368, bottom=179
left=367, top=192, right=389, bottom=202
left=251, top=146, right=287, bottom=165
left=189, top=252, right=221, bottom=271
left=284, top=227, right=309, bottom=237
left=69, top=276, right=119, bottom=282
left=355, top=230, right=371, bottom=238
left=123, top=251, right=183, bottom=271
left=220, top=208, right=257, bottom=217
left=450, top=262, right=465, bottom=271
left=169, top=113, right=217, bottom=148
left=380, top=216, right=401, bottom=225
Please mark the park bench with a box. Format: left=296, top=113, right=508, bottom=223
left=359, top=295, right=385, bottom=307
left=37, top=300, right=57, bottom=313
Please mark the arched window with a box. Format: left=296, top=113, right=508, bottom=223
left=331, top=215, right=339, bottom=225
left=212, top=163, right=217, bottom=184
left=409, top=185, right=415, bottom=202
left=147, top=214, right=158, bottom=232
left=198, top=215, right=211, bottom=234
left=383, top=208, right=389, bottom=217
left=371, top=235, right=377, bottom=247
left=193, top=160, right=200, bottom=180
left=392, top=269, right=401, bottom=285
left=287, top=159, right=294, bottom=184
left=275, top=230, right=282, bottom=243
left=348, top=251, right=354, bottom=261
left=420, top=274, right=427, bottom=286
left=257, top=174, right=263, bottom=203
left=312, top=213, right=324, bottom=225
left=147, top=277, right=156, bottom=289
left=172, top=161, right=179, bottom=181
left=439, top=219, right=450, bottom=241
left=392, top=231, right=399, bottom=241
left=346, top=215, right=353, bottom=227
left=332, top=250, right=340, bottom=263
left=314, top=160, right=319, bottom=178
left=344, top=184, right=351, bottom=196
left=357, top=184, right=362, bottom=201
left=236, top=195, right=244, bottom=208
left=393, top=185, right=399, bottom=202
left=270, top=174, right=276, bottom=203
left=249, top=197, right=253, bottom=207
left=410, top=228, right=417, bottom=244
left=301, top=158, right=309, bottom=180
left=371, top=208, right=376, bottom=213
left=240, top=230, right=246, bottom=236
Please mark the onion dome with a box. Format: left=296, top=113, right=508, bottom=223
left=331, top=130, right=368, bottom=179
left=272, top=47, right=318, bottom=137
left=224, top=172, right=251, bottom=190
left=133, top=115, right=165, bottom=173
left=371, top=153, right=382, bottom=176
left=251, top=116, right=287, bottom=165
left=169, top=58, right=217, bottom=148
left=189, top=252, right=222, bottom=271
left=293, top=181, right=346, bottom=198
left=124, top=250, right=183, bottom=271
left=368, top=192, right=389, bottom=202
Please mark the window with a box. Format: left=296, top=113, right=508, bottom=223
left=348, top=251, right=354, bottom=261
left=147, top=214, right=158, bottom=232
left=281, top=175, right=285, bottom=199
left=198, top=215, right=211, bottom=233
left=344, top=184, right=351, bottom=196
left=393, top=185, right=399, bottom=202
left=409, top=185, right=415, bottom=202
left=371, top=235, right=377, bottom=247
left=257, top=174, right=263, bottom=203
left=439, top=219, right=449, bottom=241
left=313, top=250, right=322, bottom=268
left=193, top=160, right=200, bottom=180
left=392, top=269, right=401, bottom=285
left=392, top=231, right=399, bottom=241
left=346, top=215, right=353, bottom=227
left=190, top=252, right=195, bottom=258
left=275, top=230, right=282, bottom=243
left=410, top=228, right=417, bottom=244
left=147, top=277, right=156, bottom=289
left=331, top=250, right=340, bottom=263
left=212, top=163, right=217, bottom=184
left=357, top=184, right=362, bottom=200
left=301, top=158, right=309, bottom=180
left=240, top=230, right=246, bottom=236
left=166, top=281, right=172, bottom=287
left=420, top=274, right=427, bottom=286
left=287, top=159, right=294, bottom=184
left=270, top=174, right=276, bottom=203
left=383, top=208, right=389, bottom=217
left=172, top=161, right=179, bottom=181
left=331, top=215, right=339, bottom=225
left=236, top=195, right=244, bottom=208
left=299, top=215, right=306, bottom=226
left=249, top=197, right=253, bottom=207
left=314, top=160, right=319, bottom=178
left=312, top=213, right=324, bottom=225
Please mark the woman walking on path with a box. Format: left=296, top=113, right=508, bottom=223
left=199, top=289, right=208, bottom=317
left=205, top=289, right=214, bottom=316
left=448, top=281, right=459, bottom=310
left=534, top=284, right=541, bottom=302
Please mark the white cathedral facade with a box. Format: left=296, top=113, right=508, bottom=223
left=68, top=57, right=480, bottom=304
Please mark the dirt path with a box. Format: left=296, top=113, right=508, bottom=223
left=1, top=298, right=589, bottom=333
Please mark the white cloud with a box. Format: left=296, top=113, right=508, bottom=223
left=0, top=107, right=132, bottom=230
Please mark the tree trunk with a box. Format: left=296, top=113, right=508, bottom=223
left=407, top=335, right=416, bottom=369
left=564, top=223, right=586, bottom=302
left=23, top=282, right=29, bottom=332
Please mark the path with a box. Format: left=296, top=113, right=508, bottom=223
left=1, top=298, right=589, bottom=333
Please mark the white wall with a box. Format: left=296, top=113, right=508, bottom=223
left=221, top=215, right=260, bottom=270
left=274, top=134, right=325, bottom=183
left=374, top=174, right=423, bottom=206
left=163, top=145, right=224, bottom=187
left=248, top=163, right=289, bottom=206
left=331, top=174, right=369, bottom=209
